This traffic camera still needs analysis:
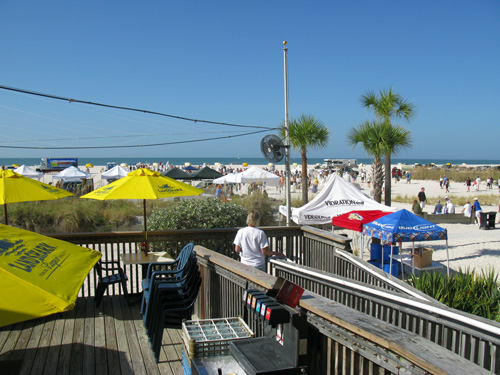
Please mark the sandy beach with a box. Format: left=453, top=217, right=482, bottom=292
left=40, top=163, right=500, bottom=278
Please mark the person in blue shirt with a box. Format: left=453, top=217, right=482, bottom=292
left=473, top=197, right=482, bottom=227
left=433, top=200, right=443, bottom=214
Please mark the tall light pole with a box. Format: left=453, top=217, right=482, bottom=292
left=283, top=41, right=291, bottom=226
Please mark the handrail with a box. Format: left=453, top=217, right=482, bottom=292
left=194, top=245, right=492, bottom=375
left=271, top=258, right=500, bottom=337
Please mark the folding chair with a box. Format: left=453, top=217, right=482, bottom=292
left=94, top=260, right=130, bottom=307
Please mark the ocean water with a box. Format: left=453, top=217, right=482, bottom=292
left=0, top=156, right=499, bottom=168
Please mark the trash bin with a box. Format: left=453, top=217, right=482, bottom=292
left=480, top=212, right=496, bottom=229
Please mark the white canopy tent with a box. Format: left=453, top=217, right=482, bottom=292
left=213, top=173, right=239, bottom=184
left=13, top=165, right=43, bottom=180
left=52, top=166, right=91, bottom=181
left=213, top=166, right=280, bottom=186
left=279, top=173, right=396, bottom=225
left=236, top=166, right=280, bottom=186
left=101, top=165, right=129, bottom=180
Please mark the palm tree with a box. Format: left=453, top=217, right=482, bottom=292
left=361, top=88, right=414, bottom=206
left=347, top=121, right=386, bottom=203
left=279, top=114, right=329, bottom=205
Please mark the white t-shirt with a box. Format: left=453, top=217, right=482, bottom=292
left=463, top=203, right=472, bottom=217
left=447, top=201, right=455, bottom=214
left=233, top=226, right=269, bottom=268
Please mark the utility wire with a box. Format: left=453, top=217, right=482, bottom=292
left=0, top=129, right=270, bottom=150
left=0, top=85, right=276, bottom=130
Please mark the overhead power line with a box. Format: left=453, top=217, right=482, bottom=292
left=0, top=84, right=276, bottom=130
left=0, top=129, right=271, bottom=150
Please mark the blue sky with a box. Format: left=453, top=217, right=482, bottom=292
left=1, top=1, right=499, bottom=161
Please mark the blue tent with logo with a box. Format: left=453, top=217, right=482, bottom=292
left=362, top=209, right=449, bottom=276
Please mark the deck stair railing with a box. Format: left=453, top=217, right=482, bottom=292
left=194, top=245, right=496, bottom=375
left=270, top=254, right=500, bottom=374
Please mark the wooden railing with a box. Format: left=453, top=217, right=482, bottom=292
left=270, top=255, right=500, bottom=374
left=49, top=226, right=500, bottom=373
left=193, top=245, right=494, bottom=374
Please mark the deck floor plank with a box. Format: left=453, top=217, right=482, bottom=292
left=83, top=297, right=96, bottom=375
left=43, top=312, right=66, bottom=375
left=0, top=296, right=182, bottom=375
left=69, top=297, right=86, bottom=375
left=111, top=294, right=133, bottom=375
left=57, top=300, right=77, bottom=375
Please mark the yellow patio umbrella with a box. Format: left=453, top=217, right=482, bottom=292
left=80, top=168, right=204, bottom=237
left=85, top=163, right=94, bottom=168
left=0, top=224, right=101, bottom=327
left=0, top=170, right=74, bottom=225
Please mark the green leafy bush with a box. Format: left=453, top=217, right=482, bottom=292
left=407, top=268, right=500, bottom=322
left=148, top=198, right=248, bottom=230
left=231, top=192, right=279, bottom=226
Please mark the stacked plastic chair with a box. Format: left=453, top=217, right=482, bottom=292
left=139, top=243, right=202, bottom=363
left=140, top=242, right=195, bottom=316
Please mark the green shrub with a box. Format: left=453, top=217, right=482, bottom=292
left=148, top=198, right=248, bottom=230
left=407, top=268, right=500, bottom=322
left=231, top=193, right=279, bottom=226
left=5, top=198, right=140, bottom=233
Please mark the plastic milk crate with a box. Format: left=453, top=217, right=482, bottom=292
left=181, top=317, right=254, bottom=359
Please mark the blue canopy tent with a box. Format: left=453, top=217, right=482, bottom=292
left=362, top=209, right=449, bottom=276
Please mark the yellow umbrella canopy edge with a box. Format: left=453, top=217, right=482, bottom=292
left=0, top=224, right=101, bottom=327
left=80, top=168, right=204, bottom=237
left=0, top=169, right=74, bottom=204
left=0, top=169, right=74, bottom=225
left=80, top=168, right=204, bottom=200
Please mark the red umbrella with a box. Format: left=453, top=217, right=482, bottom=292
left=332, top=210, right=391, bottom=232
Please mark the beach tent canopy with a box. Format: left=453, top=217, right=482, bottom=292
left=238, top=165, right=280, bottom=186
left=52, top=166, right=91, bottom=180
left=191, top=166, right=223, bottom=180
left=13, top=165, right=43, bottom=180
left=161, top=167, right=192, bottom=180
left=332, top=210, right=392, bottom=232
left=280, top=173, right=396, bottom=225
left=362, top=209, right=447, bottom=244
left=213, top=166, right=280, bottom=186
left=213, top=173, right=239, bottom=184
left=183, top=165, right=198, bottom=171
left=101, top=165, right=129, bottom=180
left=362, top=209, right=449, bottom=275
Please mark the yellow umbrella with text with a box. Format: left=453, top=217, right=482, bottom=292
left=0, top=224, right=101, bottom=327
left=0, top=169, right=74, bottom=225
left=80, top=168, right=204, bottom=247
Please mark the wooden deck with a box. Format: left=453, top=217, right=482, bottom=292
left=0, top=296, right=183, bottom=375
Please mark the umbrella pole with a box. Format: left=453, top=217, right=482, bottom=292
left=4, top=203, right=8, bottom=225
left=143, top=199, right=148, bottom=254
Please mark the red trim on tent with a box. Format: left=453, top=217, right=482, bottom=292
left=332, top=210, right=391, bottom=232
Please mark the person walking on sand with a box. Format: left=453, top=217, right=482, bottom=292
left=445, top=178, right=450, bottom=193
left=475, top=176, right=481, bottom=191
left=473, top=197, right=482, bottom=227
left=465, top=177, right=471, bottom=192
left=417, top=187, right=426, bottom=210
left=234, top=210, right=285, bottom=272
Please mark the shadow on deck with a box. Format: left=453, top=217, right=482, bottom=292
left=0, top=296, right=182, bottom=375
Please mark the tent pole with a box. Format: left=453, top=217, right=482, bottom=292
left=411, top=242, right=415, bottom=275
left=446, top=239, right=450, bottom=277
left=4, top=203, right=8, bottom=225
left=389, top=244, right=393, bottom=275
